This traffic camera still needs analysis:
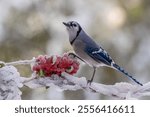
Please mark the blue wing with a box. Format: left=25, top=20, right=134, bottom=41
left=85, top=46, right=113, bottom=66
left=84, top=42, right=143, bottom=86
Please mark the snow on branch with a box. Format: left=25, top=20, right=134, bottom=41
left=0, top=65, right=23, bottom=100
left=24, top=72, right=150, bottom=99
left=0, top=54, right=150, bottom=100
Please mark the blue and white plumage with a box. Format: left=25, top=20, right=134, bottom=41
left=63, top=21, right=143, bottom=86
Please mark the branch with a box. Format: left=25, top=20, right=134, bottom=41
left=0, top=55, right=150, bottom=100
left=63, top=73, right=150, bottom=99
left=5, top=58, right=35, bottom=66
left=24, top=72, right=150, bottom=99
left=0, top=65, right=24, bottom=100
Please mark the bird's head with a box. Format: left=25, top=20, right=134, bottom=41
left=63, top=21, right=82, bottom=43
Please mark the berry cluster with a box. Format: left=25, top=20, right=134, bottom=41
left=32, top=54, right=80, bottom=77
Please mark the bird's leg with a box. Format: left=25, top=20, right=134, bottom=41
left=88, top=67, right=96, bottom=84
left=68, top=52, right=85, bottom=63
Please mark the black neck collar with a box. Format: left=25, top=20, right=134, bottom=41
left=70, top=26, right=82, bottom=45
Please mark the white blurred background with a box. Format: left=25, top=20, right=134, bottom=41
left=0, top=0, right=150, bottom=100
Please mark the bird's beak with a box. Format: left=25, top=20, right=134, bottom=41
left=63, top=22, right=69, bottom=27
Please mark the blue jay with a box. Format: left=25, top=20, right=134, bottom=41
left=63, top=21, right=143, bottom=86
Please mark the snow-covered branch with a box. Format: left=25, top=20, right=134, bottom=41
left=0, top=55, right=150, bottom=100
left=24, top=72, right=150, bottom=99
left=0, top=65, right=23, bottom=100
left=5, top=58, right=35, bottom=66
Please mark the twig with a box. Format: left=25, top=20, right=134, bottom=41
left=5, top=58, right=35, bottom=66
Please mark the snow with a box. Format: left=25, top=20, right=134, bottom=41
left=0, top=65, right=23, bottom=100
left=24, top=72, right=150, bottom=99
left=1, top=61, right=150, bottom=100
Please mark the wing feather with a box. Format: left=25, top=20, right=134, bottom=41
left=85, top=46, right=113, bottom=66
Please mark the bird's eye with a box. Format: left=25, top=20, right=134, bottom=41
left=73, top=24, right=77, bottom=27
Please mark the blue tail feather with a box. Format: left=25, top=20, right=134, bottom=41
left=112, top=63, right=143, bottom=86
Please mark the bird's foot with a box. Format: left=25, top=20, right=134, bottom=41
left=87, top=80, right=93, bottom=85
left=68, top=52, right=76, bottom=58
left=68, top=52, right=85, bottom=62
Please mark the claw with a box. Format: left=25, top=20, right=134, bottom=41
left=87, top=80, right=92, bottom=85
left=68, top=53, right=76, bottom=58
